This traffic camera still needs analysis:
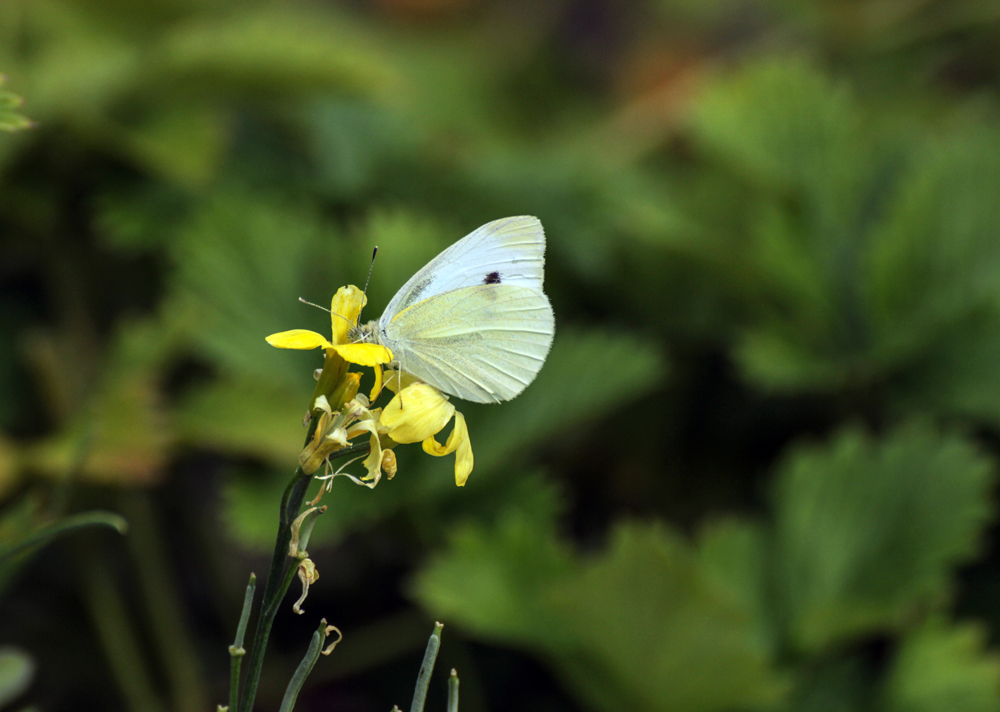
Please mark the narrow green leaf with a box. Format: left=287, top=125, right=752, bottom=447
left=278, top=620, right=326, bottom=712
left=0, top=510, right=128, bottom=562
left=0, top=89, right=32, bottom=132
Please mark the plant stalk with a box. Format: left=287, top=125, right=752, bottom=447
left=237, top=436, right=370, bottom=712
left=411, top=622, right=444, bottom=712
left=228, top=573, right=256, bottom=712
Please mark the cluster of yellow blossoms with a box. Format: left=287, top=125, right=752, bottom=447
left=265, top=286, right=473, bottom=488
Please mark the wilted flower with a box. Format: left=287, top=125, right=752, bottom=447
left=293, top=558, right=318, bottom=615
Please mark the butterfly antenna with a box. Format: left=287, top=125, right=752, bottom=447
left=299, top=297, right=353, bottom=326
left=357, top=247, right=378, bottom=326
left=298, top=297, right=331, bottom=313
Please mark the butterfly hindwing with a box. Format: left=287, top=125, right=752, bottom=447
left=382, top=284, right=554, bottom=403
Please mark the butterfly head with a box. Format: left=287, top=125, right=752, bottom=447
left=349, top=320, right=382, bottom=346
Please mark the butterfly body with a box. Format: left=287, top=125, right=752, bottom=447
left=352, top=216, right=555, bottom=404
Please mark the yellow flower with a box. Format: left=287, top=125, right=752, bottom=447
left=379, top=380, right=474, bottom=487
left=267, top=285, right=473, bottom=488
left=266, top=285, right=392, bottom=407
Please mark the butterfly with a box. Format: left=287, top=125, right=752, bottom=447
left=352, top=216, right=555, bottom=403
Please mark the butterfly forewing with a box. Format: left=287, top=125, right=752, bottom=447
left=380, top=216, right=546, bottom=326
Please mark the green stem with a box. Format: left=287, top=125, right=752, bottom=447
left=80, top=548, right=166, bottom=712
left=229, top=654, right=241, bottom=712
left=238, top=438, right=371, bottom=712
left=120, top=491, right=207, bottom=712
left=229, top=573, right=256, bottom=712
left=447, top=669, right=459, bottom=712
left=411, top=622, right=444, bottom=712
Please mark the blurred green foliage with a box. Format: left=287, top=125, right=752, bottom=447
left=0, top=76, right=31, bottom=132
left=3, top=0, right=1000, bottom=711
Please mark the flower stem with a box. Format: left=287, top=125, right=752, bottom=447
left=237, top=436, right=371, bottom=712
left=228, top=573, right=256, bottom=712
left=411, top=622, right=444, bottom=712
left=448, top=669, right=459, bottom=712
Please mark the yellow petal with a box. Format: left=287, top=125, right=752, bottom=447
left=330, top=286, right=366, bottom=345
left=265, top=329, right=333, bottom=350
left=332, top=343, right=393, bottom=367
left=422, top=411, right=474, bottom=486
left=453, top=413, right=473, bottom=486
left=380, top=384, right=455, bottom=444
left=369, top=363, right=384, bottom=403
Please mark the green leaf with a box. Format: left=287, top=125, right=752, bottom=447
left=24, top=316, right=177, bottom=485
left=466, top=327, right=667, bottom=477
left=93, top=182, right=190, bottom=253
left=222, top=465, right=292, bottom=552
left=0, top=510, right=128, bottom=561
left=415, top=519, right=788, bottom=712
left=697, top=518, right=776, bottom=653
left=412, top=510, right=575, bottom=643
left=865, top=126, right=1000, bottom=426
left=688, top=60, right=1000, bottom=412
left=883, top=619, right=1000, bottom=712
left=551, top=523, right=788, bottom=712
left=305, top=100, right=417, bottom=199
left=120, top=104, right=227, bottom=189
left=889, top=319, right=1000, bottom=429
left=174, top=377, right=307, bottom=466
left=685, top=59, right=886, bottom=392
left=0, top=78, right=32, bottom=132
left=155, top=7, right=395, bottom=96
left=1, top=2, right=142, bottom=121
left=0, top=497, right=44, bottom=593
left=0, top=497, right=127, bottom=593
left=773, top=422, right=995, bottom=652
left=694, top=58, right=866, bottom=210
left=167, top=192, right=344, bottom=388
left=867, top=130, right=1000, bottom=353
left=788, top=656, right=870, bottom=712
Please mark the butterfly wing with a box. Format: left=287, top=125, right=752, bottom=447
left=379, top=216, right=545, bottom=328
left=382, top=284, right=554, bottom=403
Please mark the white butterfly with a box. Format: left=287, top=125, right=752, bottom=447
left=352, top=216, right=555, bottom=403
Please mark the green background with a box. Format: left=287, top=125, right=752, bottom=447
left=3, top=1, right=1000, bottom=710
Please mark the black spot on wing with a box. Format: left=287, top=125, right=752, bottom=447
left=484, top=271, right=501, bottom=284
